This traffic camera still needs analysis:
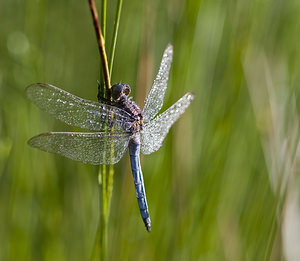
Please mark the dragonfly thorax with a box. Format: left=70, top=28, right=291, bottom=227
left=112, top=83, right=143, bottom=133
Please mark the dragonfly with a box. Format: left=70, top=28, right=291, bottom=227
left=27, top=44, right=194, bottom=232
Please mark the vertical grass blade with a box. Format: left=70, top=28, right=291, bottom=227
left=106, top=0, right=123, bottom=216
left=101, top=0, right=107, bottom=39
left=88, top=0, right=112, bottom=260
left=100, top=165, right=108, bottom=261
left=109, top=0, right=123, bottom=78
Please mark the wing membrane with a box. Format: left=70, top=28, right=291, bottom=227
left=26, top=83, right=133, bottom=131
left=142, top=44, right=173, bottom=121
left=141, top=92, right=194, bottom=154
left=28, top=132, right=130, bottom=165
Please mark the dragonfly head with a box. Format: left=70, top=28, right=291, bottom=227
left=111, top=83, right=131, bottom=101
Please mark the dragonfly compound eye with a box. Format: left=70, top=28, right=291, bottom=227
left=111, top=83, right=123, bottom=100
left=123, top=84, right=131, bottom=96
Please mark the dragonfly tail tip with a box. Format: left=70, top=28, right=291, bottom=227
left=143, top=218, right=151, bottom=232
left=146, top=224, right=151, bottom=232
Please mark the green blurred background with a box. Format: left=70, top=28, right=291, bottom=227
left=1, top=0, right=300, bottom=260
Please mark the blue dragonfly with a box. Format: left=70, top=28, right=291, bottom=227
left=27, top=44, right=194, bottom=232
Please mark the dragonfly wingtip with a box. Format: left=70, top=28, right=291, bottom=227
left=165, top=44, right=173, bottom=55
left=26, top=82, right=47, bottom=90
left=26, top=83, right=49, bottom=101
left=27, top=132, right=51, bottom=147
left=27, top=136, right=37, bottom=148
left=187, top=92, right=195, bottom=100
left=36, top=82, right=48, bottom=88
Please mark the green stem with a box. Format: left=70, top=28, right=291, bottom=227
left=106, top=0, right=123, bottom=213
left=101, top=0, right=106, bottom=40
left=109, top=0, right=123, bottom=77
left=100, top=165, right=108, bottom=261
left=88, top=1, right=110, bottom=261
left=107, top=165, right=114, bottom=215
left=90, top=194, right=102, bottom=260
left=99, top=1, right=108, bottom=260
left=88, top=0, right=123, bottom=260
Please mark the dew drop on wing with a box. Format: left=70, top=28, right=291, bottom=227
left=27, top=131, right=130, bottom=165
left=26, top=83, right=136, bottom=132
left=141, top=92, right=194, bottom=155
left=142, top=45, right=173, bottom=122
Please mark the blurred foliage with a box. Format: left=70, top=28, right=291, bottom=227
left=1, top=0, right=300, bottom=260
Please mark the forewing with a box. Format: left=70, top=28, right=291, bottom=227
left=26, top=83, right=133, bottom=131
left=142, top=44, right=173, bottom=121
left=141, top=92, right=194, bottom=154
left=28, top=132, right=130, bottom=165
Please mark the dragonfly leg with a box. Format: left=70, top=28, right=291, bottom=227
left=97, top=93, right=111, bottom=104
left=97, top=81, right=112, bottom=104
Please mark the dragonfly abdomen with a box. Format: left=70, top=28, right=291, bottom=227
left=129, top=135, right=151, bottom=232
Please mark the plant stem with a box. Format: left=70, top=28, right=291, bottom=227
left=109, top=0, right=123, bottom=77
left=101, top=0, right=106, bottom=39
left=106, top=0, right=123, bottom=214
left=88, top=0, right=111, bottom=95
left=107, top=165, right=114, bottom=215
left=88, top=1, right=111, bottom=261
left=100, top=165, right=108, bottom=261
left=88, top=0, right=123, bottom=260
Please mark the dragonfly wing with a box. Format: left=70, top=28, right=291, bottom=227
left=26, top=83, right=133, bottom=131
left=141, top=92, right=194, bottom=155
left=28, top=132, right=130, bottom=165
left=142, top=44, right=173, bottom=122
